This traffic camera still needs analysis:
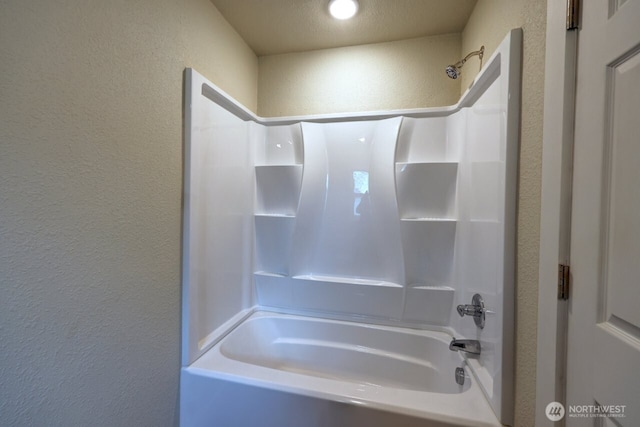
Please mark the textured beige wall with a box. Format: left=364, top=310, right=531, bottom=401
left=258, top=34, right=462, bottom=116
left=462, top=1, right=547, bottom=425
left=184, top=0, right=258, bottom=110
left=0, top=0, right=256, bottom=425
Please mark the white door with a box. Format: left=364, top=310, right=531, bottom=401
left=567, top=0, right=640, bottom=425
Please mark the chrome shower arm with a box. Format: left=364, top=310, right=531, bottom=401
left=455, top=46, right=485, bottom=69
left=446, top=45, right=485, bottom=79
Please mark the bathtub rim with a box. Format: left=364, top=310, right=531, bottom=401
left=185, top=309, right=502, bottom=427
left=187, top=304, right=461, bottom=368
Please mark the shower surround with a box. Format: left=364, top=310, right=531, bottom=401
left=181, top=29, right=521, bottom=427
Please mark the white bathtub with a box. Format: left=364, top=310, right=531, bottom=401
left=180, top=311, right=501, bottom=427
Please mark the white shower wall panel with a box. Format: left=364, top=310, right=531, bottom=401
left=245, top=78, right=514, bottom=331
left=396, top=117, right=452, bottom=163
left=182, top=26, right=521, bottom=427
left=255, top=165, right=302, bottom=215
left=254, top=124, right=303, bottom=165
left=254, top=216, right=295, bottom=276
left=395, top=162, right=459, bottom=219
left=290, top=119, right=404, bottom=284
left=251, top=101, right=508, bottom=329
left=182, top=72, right=255, bottom=365
left=400, top=220, right=457, bottom=287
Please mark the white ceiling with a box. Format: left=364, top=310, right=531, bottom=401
left=210, top=0, right=478, bottom=56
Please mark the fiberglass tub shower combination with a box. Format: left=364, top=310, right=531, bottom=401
left=181, top=29, right=521, bottom=427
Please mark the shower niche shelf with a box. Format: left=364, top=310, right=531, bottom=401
left=395, top=162, right=458, bottom=220
left=394, top=160, right=459, bottom=288
left=254, top=215, right=296, bottom=276
left=395, top=117, right=451, bottom=163
left=253, top=124, right=303, bottom=276
left=254, top=160, right=301, bottom=276
left=400, top=219, right=457, bottom=287
left=254, top=164, right=303, bottom=217
left=255, top=123, right=304, bottom=166
left=400, top=218, right=457, bottom=223
left=253, top=271, right=456, bottom=324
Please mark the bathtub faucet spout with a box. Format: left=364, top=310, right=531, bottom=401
left=449, top=338, right=481, bottom=355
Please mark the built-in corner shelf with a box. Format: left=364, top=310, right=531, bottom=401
left=254, top=213, right=296, bottom=218
left=394, top=160, right=458, bottom=289
left=255, top=164, right=303, bottom=216
left=255, top=164, right=303, bottom=168
left=254, top=162, right=302, bottom=276
left=395, top=160, right=458, bottom=167
left=395, top=162, right=458, bottom=220
left=253, top=270, right=456, bottom=326
left=254, top=271, right=288, bottom=278
left=256, top=124, right=304, bottom=165
left=470, top=219, right=500, bottom=224
left=400, top=218, right=456, bottom=222
left=292, top=274, right=402, bottom=288
left=253, top=271, right=406, bottom=320
left=254, top=215, right=296, bottom=276
left=399, top=219, right=456, bottom=287
left=407, top=284, right=455, bottom=290
left=395, top=117, right=450, bottom=164
left=402, top=284, right=455, bottom=324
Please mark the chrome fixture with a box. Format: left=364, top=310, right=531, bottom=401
left=455, top=367, right=466, bottom=386
left=445, top=46, right=485, bottom=79
left=449, top=338, right=481, bottom=355
left=456, top=293, right=486, bottom=329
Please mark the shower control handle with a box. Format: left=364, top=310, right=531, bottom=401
left=456, top=304, right=483, bottom=317
left=454, top=367, right=465, bottom=386
left=456, top=293, right=486, bottom=329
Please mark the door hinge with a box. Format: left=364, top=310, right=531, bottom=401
left=566, top=0, right=580, bottom=30
left=558, top=263, right=570, bottom=300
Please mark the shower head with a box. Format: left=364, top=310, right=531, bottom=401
left=445, top=46, right=485, bottom=80
left=445, top=65, right=460, bottom=79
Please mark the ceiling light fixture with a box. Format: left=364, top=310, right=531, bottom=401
left=329, top=0, right=359, bottom=20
